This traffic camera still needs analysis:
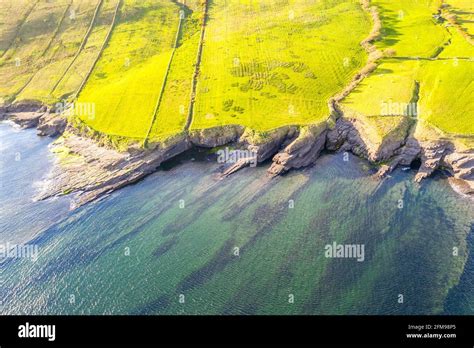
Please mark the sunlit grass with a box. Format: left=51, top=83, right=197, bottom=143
left=418, top=60, right=474, bottom=135
left=20, top=0, right=118, bottom=102
left=0, top=0, right=72, bottom=102
left=342, top=0, right=474, bottom=137
left=445, top=0, right=474, bottom=37
left=341, top=60, right=419, bottom=141
left=192, top=0, right=371, bottom=132
left=76, top=0, right=181, bottom=139
left=1, top=0, right=472, bottom=145
left=148, top=10, right=202, bottom=142
left=372, top=0, right=448, bottom=57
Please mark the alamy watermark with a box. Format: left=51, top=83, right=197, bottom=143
left=381, top=101, right=418, bottom=117
left=217, top=147, right=258, bottom=167
left=0, top=242, right=39, bottom=261
left=55, top=101, right=96, bottom=120
left=324, top=242, right=365, bottom=262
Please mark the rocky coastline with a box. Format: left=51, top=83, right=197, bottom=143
left=1, top=99, right=472, bottom=209
left=1, top=0, right=472, bottom=208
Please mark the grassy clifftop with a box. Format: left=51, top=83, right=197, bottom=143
left=0, top=0, right=472, bottom=148
left=341, top=0, right=474, bottom=143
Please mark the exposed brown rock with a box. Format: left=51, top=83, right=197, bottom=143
left=8, top=112, right=45, bottom=129
left=414, top=141, right=452, bottom=183
left=189, top=125, right=244, bottom=147
left=37, top=112, right=67, bottom=137
left=268, top=124, right=327, bottom=177
left=243, top=126, right=298, bottom=163
left=35, top=132, right=191, bottom=208
left=220, top=126, right=298, bottom=178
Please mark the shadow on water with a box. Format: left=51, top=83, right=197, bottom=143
left=3, top=123, right=473, bottom=315
left=159, top=146, right=217, bottom=171
left=444, top=223, right=474, bottom=315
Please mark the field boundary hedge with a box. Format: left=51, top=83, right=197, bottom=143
left=0, top=0, right=39, bottom=60
left=74, top=0, right=122, bottom=100
left=143, top=5, right=187, bottom=146
left=50, top=0, right=104, bottom=96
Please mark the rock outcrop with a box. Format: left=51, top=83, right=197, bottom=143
left=242, top=126, right=298, bottom=163
left=445, top=150, right=474, bottom=194
left=1, top=102, right=58, bottom=131
left=2, top=100, right=472, bottom=206
left=326, top=117, right=371, bottom=159
left=8, top=112, right=45, bottom=129
left=375, top=137, right=421, bottom=178
left=414, top=141, right=453, bottom=183
left=36, top=131, right=191, bottom=208
left=2, top=0, right=472, bottom=206
left=37, top=112, right=67, bottom=137
left=411, top=140, right=474, bottom=196
left=189, top=125, right=244, bottom=147
left=220, top=126, right=298, bottom=178
left=268, top=123, right=327, bottom=177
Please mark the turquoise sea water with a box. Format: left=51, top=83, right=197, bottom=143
left=1, top=122, right=473, bottom=314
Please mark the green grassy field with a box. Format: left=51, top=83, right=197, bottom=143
left=341, top=0, right=474, bottom=139
left=23, top=0, right=120, bottom=102
left=147, top=5, right=203, bottom=142
left=341, top=59, right=419, bottom=143
left=445, top=0, right=474, bottom=37
left=342, top=60, right=419, bottom=118
left=0, top=0, right=72, bottom=103
left=439, top=26, right=474, bottom=58
left=373, top=0, right=449, bottom=57
left=192, top=0, right=370, bottom=132
left=0, top=0, right=121, bottom=104
left=0, top=0, right=472, bottom=146
left=418, top=60, right=474, bottom=135
left=0, top=0, right=34, bottom=56
left=76, top=0, right=186, bottom=139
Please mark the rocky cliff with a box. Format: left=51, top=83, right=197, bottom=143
left=1, top=96, right=472, bottom=209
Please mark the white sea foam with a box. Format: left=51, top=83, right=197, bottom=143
left=2, top=120, right=22, bottom=131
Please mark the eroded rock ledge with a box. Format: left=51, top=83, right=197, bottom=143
left=1, top=98, right=473, bottom=208
left=0, top=102, right=67, bottom=136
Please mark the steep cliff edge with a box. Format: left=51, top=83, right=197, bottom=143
left=1, top=0, right=472, bottom=207
left=2, top=91, right=472, bottom=209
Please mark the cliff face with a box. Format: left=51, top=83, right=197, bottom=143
left=416, top=139, right=474, bottom=195
left=268, top=124, right=327, bottom=177
left=1, top=95, right=473, bottom=209
left=189, top=125, right=245, bottom=148
left=37, top=112, right=67, bottom=137
left=0, top=102, right=66, bottom=135
left=326, top=113, right=474, bottom=197
left=35, top=129, right=191, bottom=209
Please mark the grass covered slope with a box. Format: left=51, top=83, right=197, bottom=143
left=147, top=6, right=203, bottom=142
left=0, top=0, right=72, bottom=103
left=20, top=0, right=121, bottom=102
left=373, top=0, right=449, bottom=57
left=0, top=0, right=122, bottom=104
left=76, top=0, right=184, bottom=139
left=341, top=59, right=419, bottom=144
left=417, top=60, right=474, bottom=135
left=341, top=0, right=474, bottom=141
left=191, top=0, right=371, bottom=132
left=0, top=0, right=472, bottom=147
left=0, top=0, right=35, bottom=56
left=445, top=0, right=474, bottom=37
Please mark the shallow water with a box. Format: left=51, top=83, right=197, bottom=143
left=0, top=123, right=71, bottom=245
left=1, top=122, right=473, bottom=314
